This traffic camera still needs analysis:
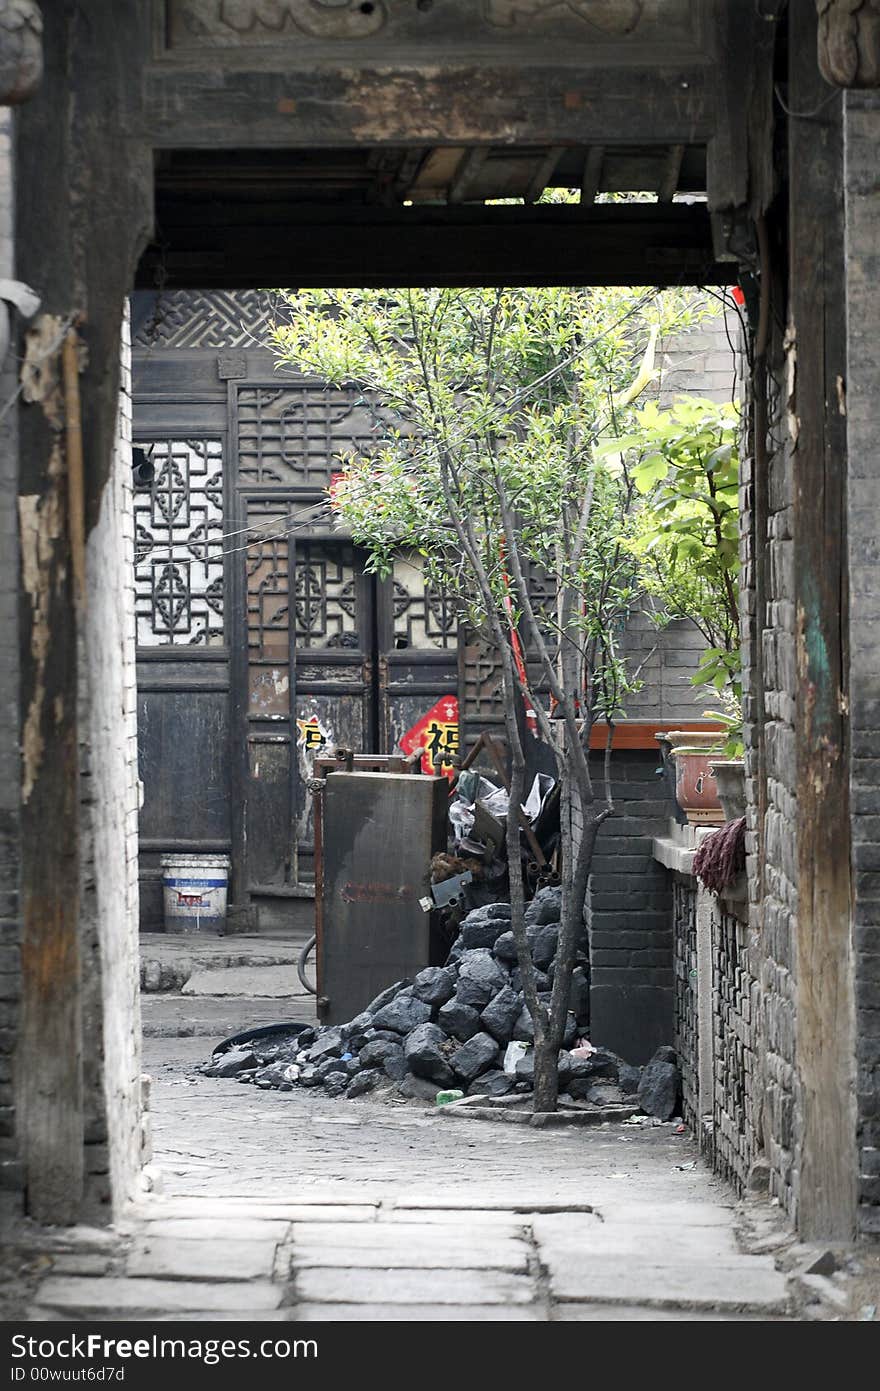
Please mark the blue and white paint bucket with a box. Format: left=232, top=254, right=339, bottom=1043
left=160, top=854, right=230, bottom=935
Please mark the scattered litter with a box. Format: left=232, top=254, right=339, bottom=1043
left=436, top=1089, right=464, bottom=1106
left=504, top=1040, right=530, bottom=1075
left=858, top=1305, right=876, bottom=1321
left=675, top=1160, right=697, bottom=1171
left=674, top=1123, right=687, bottom=1135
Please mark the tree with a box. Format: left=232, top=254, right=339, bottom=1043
left=619, top=396, right=742, bottom=750
left=272, top=285, right=704, bottom=1111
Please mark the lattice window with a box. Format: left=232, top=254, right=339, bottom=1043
left=392, top=554, right=457, bottom=650
left=246, top=506, right=361, bottom=656
left=237, top=384, right=395, bottom=488
left=134, top=439, right=224, bottom=647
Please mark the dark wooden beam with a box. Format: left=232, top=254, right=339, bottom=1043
left=137, top=201, right=734, bottom=290
left=789, top=2, right=857, bottom=1240
left=143, top=62, right=714, bottom=150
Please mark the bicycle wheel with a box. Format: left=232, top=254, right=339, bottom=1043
left=297, top=932, right=317, bottom=994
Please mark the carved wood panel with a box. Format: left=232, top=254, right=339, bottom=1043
left=160, top=0, right=703, bottom=57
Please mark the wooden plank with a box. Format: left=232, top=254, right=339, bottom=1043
left=788, top=3, right=856, bottom=1240
left=657, top=143, right=685, bottom=203
left=579, top=145, right=605, bottom=205
left=588, top=721, right=723, bottom=752
left=524, top=146, right=565, bottom=204
left=144, top=63, right=714, bottom=150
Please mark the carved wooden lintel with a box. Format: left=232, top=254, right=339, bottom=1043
left=0, top=0, right=42, bottom=105
left=817, top=0, right=880, bottom=87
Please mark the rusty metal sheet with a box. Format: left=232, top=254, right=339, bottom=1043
left=319, top=772, right=448, bottom=1024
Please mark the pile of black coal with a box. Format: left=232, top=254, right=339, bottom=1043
left=201, top=888, right=680, bottom=1116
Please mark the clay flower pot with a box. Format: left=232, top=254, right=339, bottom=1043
left=664, top=730, right=725, bottom=826
left=708, top=758, right=746, bottom=822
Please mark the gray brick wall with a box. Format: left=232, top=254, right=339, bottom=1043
left=673, top=875, right=699, bottom=1130
left=588, top=750, right=674, bottom=1064
left=739, top=331, right=800, bottom=1220
left=845, top=90, right=880, bottom=1238
left=671, top=870, right=757, bottom=1196
left=0, top=108, right=23, bottom=1213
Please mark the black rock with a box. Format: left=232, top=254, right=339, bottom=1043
left=638, top=1059, right=681, bottom=1120
left=568, top=1048, right=619, bottom=1081
left=455, top=950, right=508, bottom=1008
left=466, top=1068, right=516, bottom=1098
left=565, top=1078, right=591, bottom=1100
left=618, top=1063, right=642, bottom=1096
left=512, top=995, right=551, bottom=1042
left=556, top=1050, right=572, bottom=1084
left=562, top=1011, right=578, bottom=1049
left=515, top=1052, right=535, bottom=1081
left=492, top=931, right=520, bottom=964
left=340, top=1011, right=373, bottom=1041
left=466, top=902, right=512, bottom=922
left=525, top=885, right=562, bottom=926
left=253, top=1060, right=299, bottom=1089
left=445, top=944, right=464, bottom=968
left=324, top=1073, right=349, bottom=1098
left=529, top=924, right=559, bottom=971
left=298, top=1065, right=322, bottom=1087
left=509, top=966, right=550, bottom=993
left=514, top=1080, right=532, bottom=1093
left=371, top=1029, right=408, bottom=1044
left=585, top=1082, right=626, bottom=1106
left=347, top=1068, right=383, bottom=1099
left=459, top=905, right=511, bottom=949
left=202, top=1049, right=256, bottom=1078
left=235, top=1070, right=257, bottom=1083
left=569, top=966, right=590, bottom=1027
left=359, top=1037, right=403, bottom=1069
left=404, top=1022, right=455, bottom=1086
left=652, top=1045, right=677, bottom=1066
left=437, top=998, right=482, bottom=1042
left=295, top=1027, right=317, bottom=1049
left=411, top=966, right=456, bottom=1007
left=397, top=1074, right=441, bottom=1102
left=315, top=1056, right=349, bottom=1082
left=452, top=1031, right=499, bottom=1083
left=384, top=1052, right=408, bottom=1081
left=372, top=994, right=432, bottom=1034
left=365, top=980, right=410, bottom=1014
left=307, top=1029, right=345, bottom=1062
left=480, top=985, right=522, bottom=1043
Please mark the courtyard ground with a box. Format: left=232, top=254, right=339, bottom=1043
left=4, top=936, right=875, bottom=1322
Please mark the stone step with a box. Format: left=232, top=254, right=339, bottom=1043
left=141, top=993, right=317, bottom=1039
left=140, top=932, right=312, bottom=992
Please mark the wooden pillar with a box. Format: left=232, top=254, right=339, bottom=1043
left=789, top=3, right=857, bottom=1239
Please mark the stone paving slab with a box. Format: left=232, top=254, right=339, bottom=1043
left=31, top=1278, right=285, bottom=1315
left=294, top=1267, right=537, bottom=1306
left=291, top=1303, right=545, bottom=1321
left=136, top=1199, right=379, bottom=1221
left=533, top=1213, right=789, bottom=1312
left=552, top=1304, right=771, bottom=1321
left=142, top=995, right=316, bottom=1038
left=126, top=1237, right=279, bottom=1281
left=138, top=1217, right=293, bottom=1241
left=533, top=1211, right=742, bottom=1261
left=383, top=1208, right=534, bottom=1226
left=287, top=1226, right=530, bottom=1272
left=541, top=1254, right=789, bottom=1312
left=182, top=966, right=309, bottom=999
